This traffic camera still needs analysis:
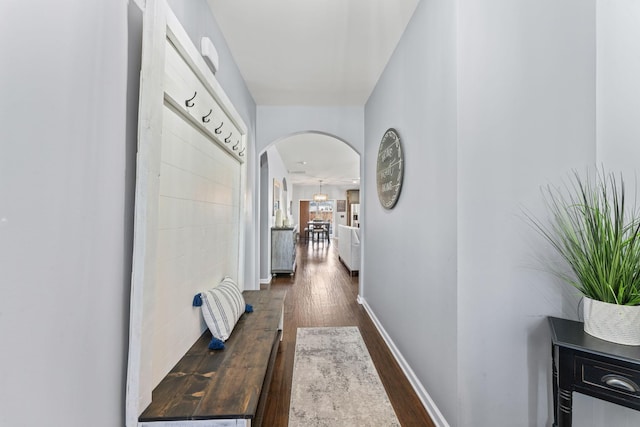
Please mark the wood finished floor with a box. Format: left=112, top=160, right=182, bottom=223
left=261, top=238, right=435, bottom=427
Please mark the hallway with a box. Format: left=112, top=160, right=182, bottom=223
left=261, top=240, right=435, bottom=426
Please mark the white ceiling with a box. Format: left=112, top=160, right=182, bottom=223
left=207, top=0, right=419, bottom=106
left=274, top=133, right=360, bottom=186
left=206, top=0, right=419, bottom=184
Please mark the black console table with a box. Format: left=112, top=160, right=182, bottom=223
left=548, top=317, right=640, bottom=426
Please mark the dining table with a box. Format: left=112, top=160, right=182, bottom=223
left=307, top=221, right=331, bottom=244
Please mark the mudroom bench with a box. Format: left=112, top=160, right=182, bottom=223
left=139, top=289, right=286, bottom=427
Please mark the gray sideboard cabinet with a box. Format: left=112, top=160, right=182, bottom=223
left=271, top=227, right=297, bottom=275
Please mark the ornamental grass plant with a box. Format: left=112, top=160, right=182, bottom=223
left=529, top=169, right=640, bottom=306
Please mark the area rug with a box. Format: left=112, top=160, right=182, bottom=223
left=288, top=327, right=400, bottom=427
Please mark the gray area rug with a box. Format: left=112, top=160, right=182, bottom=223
left=288, top=327, right=400, bottom=427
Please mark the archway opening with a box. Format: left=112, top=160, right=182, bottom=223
left=258, top=131, right=361, bottom=287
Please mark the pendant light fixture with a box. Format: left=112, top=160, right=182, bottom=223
left=313, top=180, right=328, bottom=202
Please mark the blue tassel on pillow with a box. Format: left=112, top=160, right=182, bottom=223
left=208, top=337, right=225, bottom=350
left=245, top=304, right=253, bottom=313
left=192, top=293, right=203, bottom=307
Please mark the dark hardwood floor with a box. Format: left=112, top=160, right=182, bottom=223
left=261, top=238, right=436, bottom=427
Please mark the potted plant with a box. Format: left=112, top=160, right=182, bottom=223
left=528, top=169, right=640, bottom=345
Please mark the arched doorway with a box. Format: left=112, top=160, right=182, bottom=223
left=259, top=132, right=361, bottom=286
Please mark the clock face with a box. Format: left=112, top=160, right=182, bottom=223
left=376, top=128, right=404, bottom=209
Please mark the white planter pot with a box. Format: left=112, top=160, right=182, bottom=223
left=583, top=297, right=640, bottom=346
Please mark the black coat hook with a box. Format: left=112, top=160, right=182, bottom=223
left=202, top=109, right=212, bottom=123
left=239, top=148, right=245, bottom=157
left=224, top=132, right=232, bottom=143
left=215, top=122, right=223, bottom=134
left=185, top=92, right=197, bottom=107
left=233, top=140, right=240, bottom=151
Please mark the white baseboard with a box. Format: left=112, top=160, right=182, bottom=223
left=259, top=276, right=272, bottom=286
left=360, top=298, right=450, bottom=427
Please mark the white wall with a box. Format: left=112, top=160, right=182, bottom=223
left=457, top=0, right=596, bottom=425
left=256, top=106, right=364, bottom=155
left=596, top=0, right=640, bottom=176
left=266, top=146, right=290, bottom=224
left=362, top=0, right=640, bottom=425
left=0, top=1, right=131, bottom=425
left=261, top=146, right=290, bottom=281
left=364, top=0, right=458, bottom=423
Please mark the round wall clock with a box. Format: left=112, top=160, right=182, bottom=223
left=376, top=128, right=404, bottom=209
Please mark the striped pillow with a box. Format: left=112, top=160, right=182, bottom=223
left=201, top=277, right=245, bottom=341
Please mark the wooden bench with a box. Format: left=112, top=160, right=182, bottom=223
left=139, top=289, right=286, bottom=427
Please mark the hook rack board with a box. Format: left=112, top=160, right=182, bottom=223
left=164, top=41, right=247, bottom=159
left=126, top=0, right=248, bottom=425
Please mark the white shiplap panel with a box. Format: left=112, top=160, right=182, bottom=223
left=152, top=102, right=241, bottom=385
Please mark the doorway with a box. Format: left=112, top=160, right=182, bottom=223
left=299, top=200, right=310, bottom=228
left=259, top=132, right=361, bottom=284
